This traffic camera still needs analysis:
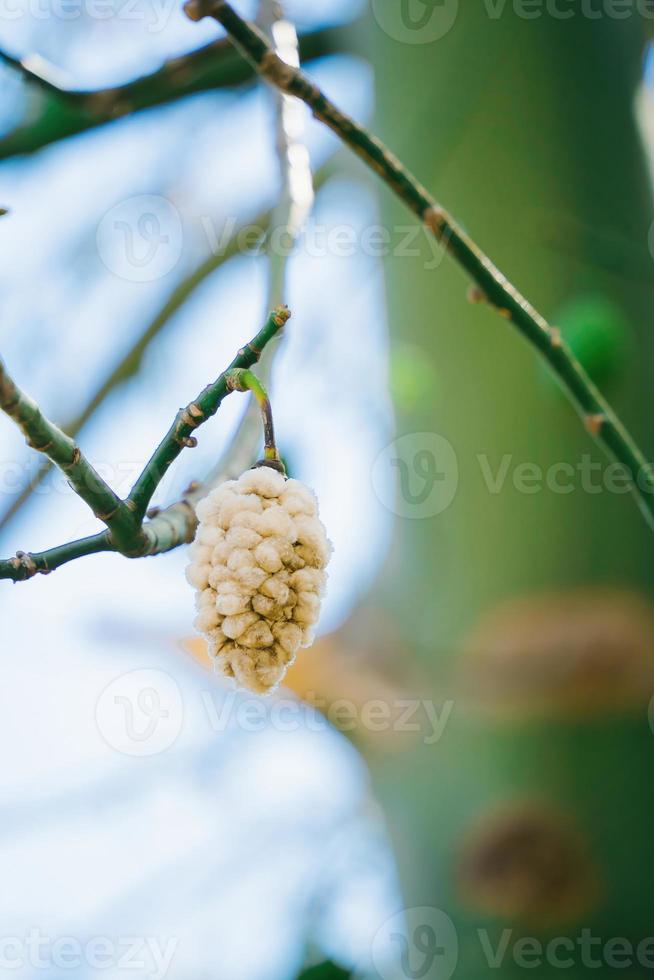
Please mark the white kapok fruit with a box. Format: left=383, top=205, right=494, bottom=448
left=186, top=465, right=332, bottom=695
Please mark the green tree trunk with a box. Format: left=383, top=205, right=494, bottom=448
left=357, top=7, right=654, bottom=975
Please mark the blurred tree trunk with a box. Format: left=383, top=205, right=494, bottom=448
left=354, top=8, right=654, bottom=973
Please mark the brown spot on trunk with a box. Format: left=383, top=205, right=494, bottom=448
left=457, top=803, right=600, bottom=927
left=460, top=590, right=654, bottom=718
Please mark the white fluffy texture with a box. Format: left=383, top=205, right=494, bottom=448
left=186, top=467, right=332, bottom=695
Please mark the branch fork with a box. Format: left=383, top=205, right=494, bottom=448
left=0, top=306, right=291, bottom=582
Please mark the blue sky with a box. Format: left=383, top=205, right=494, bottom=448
left=0, top=3, right=404, bottom=977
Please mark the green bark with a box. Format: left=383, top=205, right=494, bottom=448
left=361, top=7, right=654, bottom=975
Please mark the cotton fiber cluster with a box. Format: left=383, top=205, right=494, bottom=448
left=186, top=466, right=331, bottom=694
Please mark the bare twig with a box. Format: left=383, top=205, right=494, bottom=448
left=128, top=305, right=291, bottom=522
left=0, top=497, right=197, bottom=582
left=208, top=0, right=314, bottom=482
left=0, top=202, right=272, bottom=536
left=0, top=306, right=291, bottom=581
left=0, top=359, right=138, bottom=550
left=0, top=27, right=342, bottom=161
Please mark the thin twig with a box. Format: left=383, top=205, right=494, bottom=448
left=0, top=532, right=114, bottom=582
left=128, top=305, right=291, bottom=522
left=0, top=27, right=342, bottom=161
left=208, top=0, right=313, bottom=482
left=258, top=0, right=314, bottom=307
left=0, top=360, right=139, bottom=550
left=184, top=0, right=654, bottom=531
left=0, top=48, right=70, bottom=98
left=0, top=307, right=291, bottom=581
left=0, top=497, right=197, bottom=582
left=225, top=368, right=282, bottom=465
left=0, top=202, right=273, bottom=536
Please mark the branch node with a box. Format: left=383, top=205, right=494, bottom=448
left=423, top=205, right=447, bottom=241
left=585, top=413, right=607, bottom=437
left=27, top=437, right=54, bottom=453
left=96, top=504, right=120, bottom=522
left=11, top=550, right=38, bottom=579
left=180, top=404, right=204, bottom=429
left=260, top=51, right=295, bottom=91
left=225, top=368, right=247, bottom=392
left=467, top=285, right=487, bottom=305
left=271, top=304, right=291, bottom=328
left=550, top=327, right=563, bottom=348
left=183, top=0, right=222, bottom=21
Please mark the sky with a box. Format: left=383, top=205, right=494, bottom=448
left=0, top=2, right=407, bottom=978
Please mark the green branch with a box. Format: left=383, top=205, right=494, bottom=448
left=183, top=0, right=654, bottom=532
left=0, top=531, right=114, bottom=582
left=0, top=497, right=198, bottom=582
left=0, top=201, right=272, bottom=536
left=0, top=308, right=290, bottom=581
left=128, top=304, right=290, bottom=522
left=0, top=359, right=139, bottom=550
left=0, top=27, right=341, bottom=161
left=205, top=5, right=314, bottom=489
left=225, top=368, right=282, bottom=467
